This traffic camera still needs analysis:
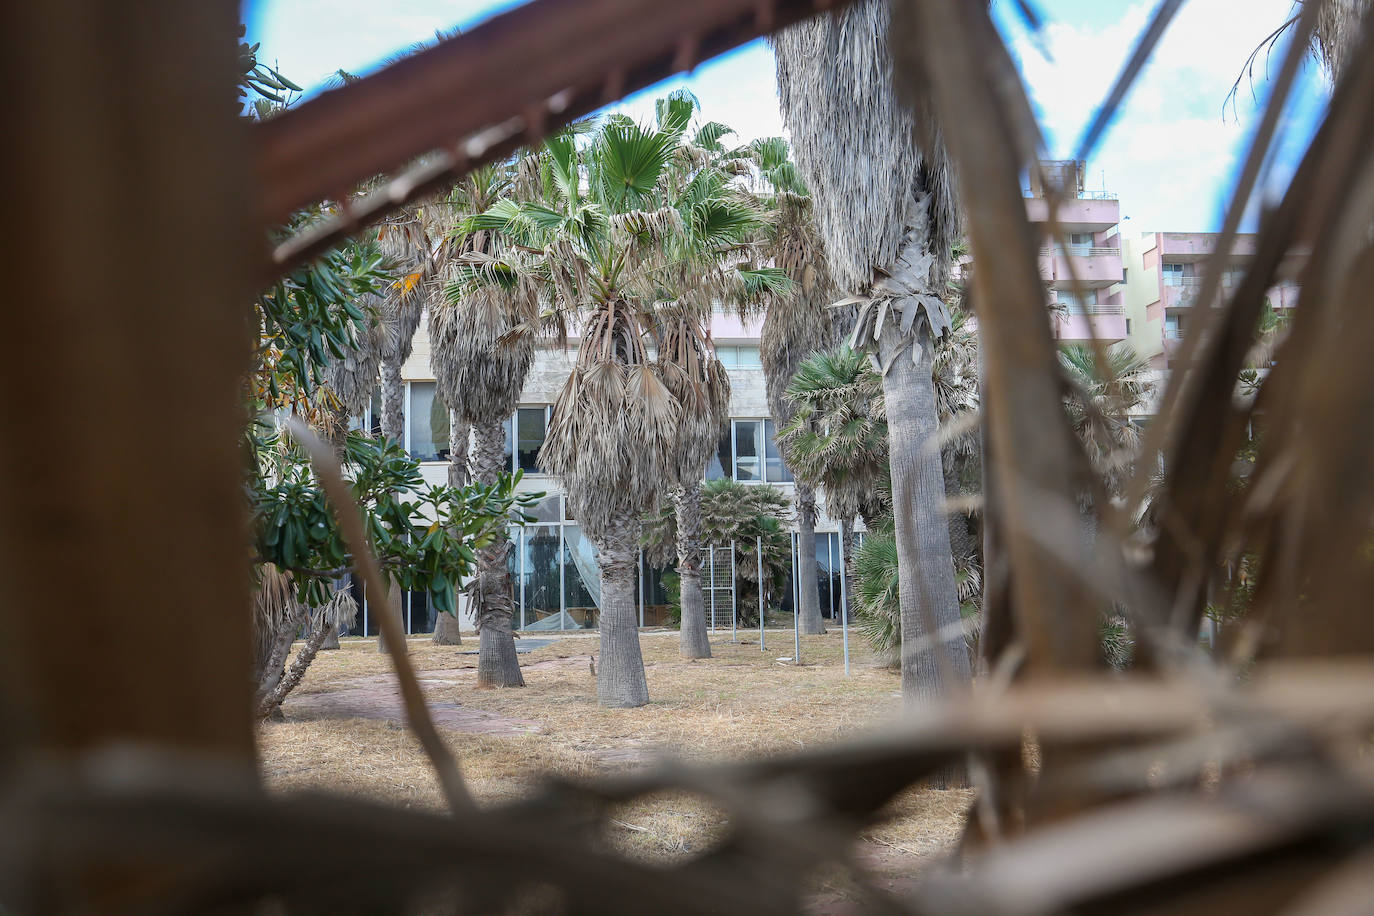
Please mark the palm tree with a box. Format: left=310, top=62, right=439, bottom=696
left=774, top=0, right=972, bottom=704
left=656, top=311, right=731, bottom=658
left=460, top=100, right=774, bottom=706
left=432, top=163, right=539, bottom=684
left=743, top=137, right=843, bottom=636
left=1059, top=343, right=1155, bottom=498
left=643, top=478, right=793, bottom=629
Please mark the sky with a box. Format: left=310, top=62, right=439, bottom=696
left=245, top=0, right=1327, bottom=233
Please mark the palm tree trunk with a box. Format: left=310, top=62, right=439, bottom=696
left=674, top=484, right=712, bottom=659
left=877, top=326, right=973, bottom=706
left=472, top=417, right=524, bottom=687
left=433, top=611, right=464, bottom=645
left=448, top=408, right=469, bottom=487
left=434, top=409, right=468, bottom=646
left=795, top=482, right=825, bottom=634
left=378, top=355, right=405, bottom=654
left=594, top=508, right=650, bottom=707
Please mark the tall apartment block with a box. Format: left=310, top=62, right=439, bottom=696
left=1122, top=231, right=1301, bottom=367
left=1025, top=160, right=1129, bottom=345
left=1026, top=160, right=1300, bottom=368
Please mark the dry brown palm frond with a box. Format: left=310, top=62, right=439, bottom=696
left=323, top=292, right=386, bottom=418
left=654, top=313, right=731, bottom=486
left=772, top=0, right=958, bottom=296
left=541, top=302, right=680, bottom=542
left=429, top=283, right=537, bottom=427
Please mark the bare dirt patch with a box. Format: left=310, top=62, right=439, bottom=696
left=259, top=629, right=969, bottom=876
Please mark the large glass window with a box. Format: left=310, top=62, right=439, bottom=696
left=407, top=381, right=450, bottom=462
left=764, top=419, right=792, bottom=482
left=705, top=427, right=732, bottom=480
left=734, top=420, right=762, bottom=481
left=562, top=526, right=599, bottom=630
left=715, top=345, right=762, bottom=369
left=348, top=388, right=384, bottom=438
left=516, top=407, right=547, bottom=473
left=521, top=526, right=562, bottom=629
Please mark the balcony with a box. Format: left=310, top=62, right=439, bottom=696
left=1025, top=196, right=1120, bottom=231
left=1159, top=232, right=1257, bottom=262
left=1052, top=302, right=1128, bottom=344
left=1039, top=246, right=1123, bottom=288
left=1162, top=276, right=1202, bottom=309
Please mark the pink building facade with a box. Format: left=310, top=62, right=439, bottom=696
left=1122, top=231, right=1301, bottom=368
left=1025, top=161, right=1128, bottom=346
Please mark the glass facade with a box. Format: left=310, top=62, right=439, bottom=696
left=516, top=407, right=547, bottom=473
left=340, top=578, right=444, bottom=637
left=706, top=419, right=795, bottom=483
left=407, top=381, right=450, bottom=462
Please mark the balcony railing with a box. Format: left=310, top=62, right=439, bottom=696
left=1043, top=246, right=1122, bottom=257
left=1163, top=276, right=1204, bottom=288
left=1056, top=303, right=1126, bottom=316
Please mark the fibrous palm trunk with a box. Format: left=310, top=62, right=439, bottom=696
left=795, top=482, right=825, bottom=634
left=472, top=418, right=524, bottom=687
left=878, top=325, right=973, bottom=705
left=674, top=484, right=712, bottom=659
left=377, top=356, right=406, bottom=654
left=594, top=507, right=650, bottom=707
left=434, top=409, right=468, bottom=645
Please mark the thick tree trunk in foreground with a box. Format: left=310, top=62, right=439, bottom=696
left=433, top=610, right=464, bottom=645
left=472, top=418, right=523, bottom=687
left=879, top=327, right=973, bottom=707
left=0, top=0, right=257, bottom=800
left=594, top=509, right=650, bottom=707
left=674, top=484, right=712, bottom=659
left=795, top=482, right=825, bottom=634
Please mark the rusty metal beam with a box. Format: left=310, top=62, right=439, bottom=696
left=255, top=0, right=851, bottom=278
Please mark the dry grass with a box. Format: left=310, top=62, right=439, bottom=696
left=259, top=629, right=970, bottom=872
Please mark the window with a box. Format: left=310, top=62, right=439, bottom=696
left=734, top=419, right=762, bottom=481
left=706, top=427, right=732, bottom=481
left=716, top=345, right=762, bottom=369
left=764, top=419, right=792, bottom=482
left=1164, top=314, right=1184, bottom=339
left=1057, top=289, right=1097, bottom=314
left=499, top=407, right=550, bottom=473
left=1066, top=232, right=1093, bottom=255
left=1121, top=267, right=1129, bottom=285
left=516, top=407, right=547, bottom=473
left=705, top=419, right=794, bottom=483
left=1125, top=318, right=1133, bottom=335
left=348, top=387, right=383, bottom=438
left=407, top=381, right=450, bottom=462
left=1162, top=262, right=1188, bottom=286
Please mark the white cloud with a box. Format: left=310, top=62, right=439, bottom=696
left=602, top=41, right=786, bottom=145
left=1008, top=0, right=1318, bottom=231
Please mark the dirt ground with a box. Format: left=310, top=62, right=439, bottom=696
left=259, top=628, right=970, bottom=904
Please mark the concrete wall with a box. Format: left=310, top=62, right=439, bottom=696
left=1122, top=232, right=1166, bottom=367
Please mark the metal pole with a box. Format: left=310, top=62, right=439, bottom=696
left=792, top=533, right=800, bottom=666
left=838, top=525, right=850, bottom=677
left=756, top=535, right=765, bottom=652
left=708, top=545, right=716, bottom=633
left=730, top=539, right=738, bottom=642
